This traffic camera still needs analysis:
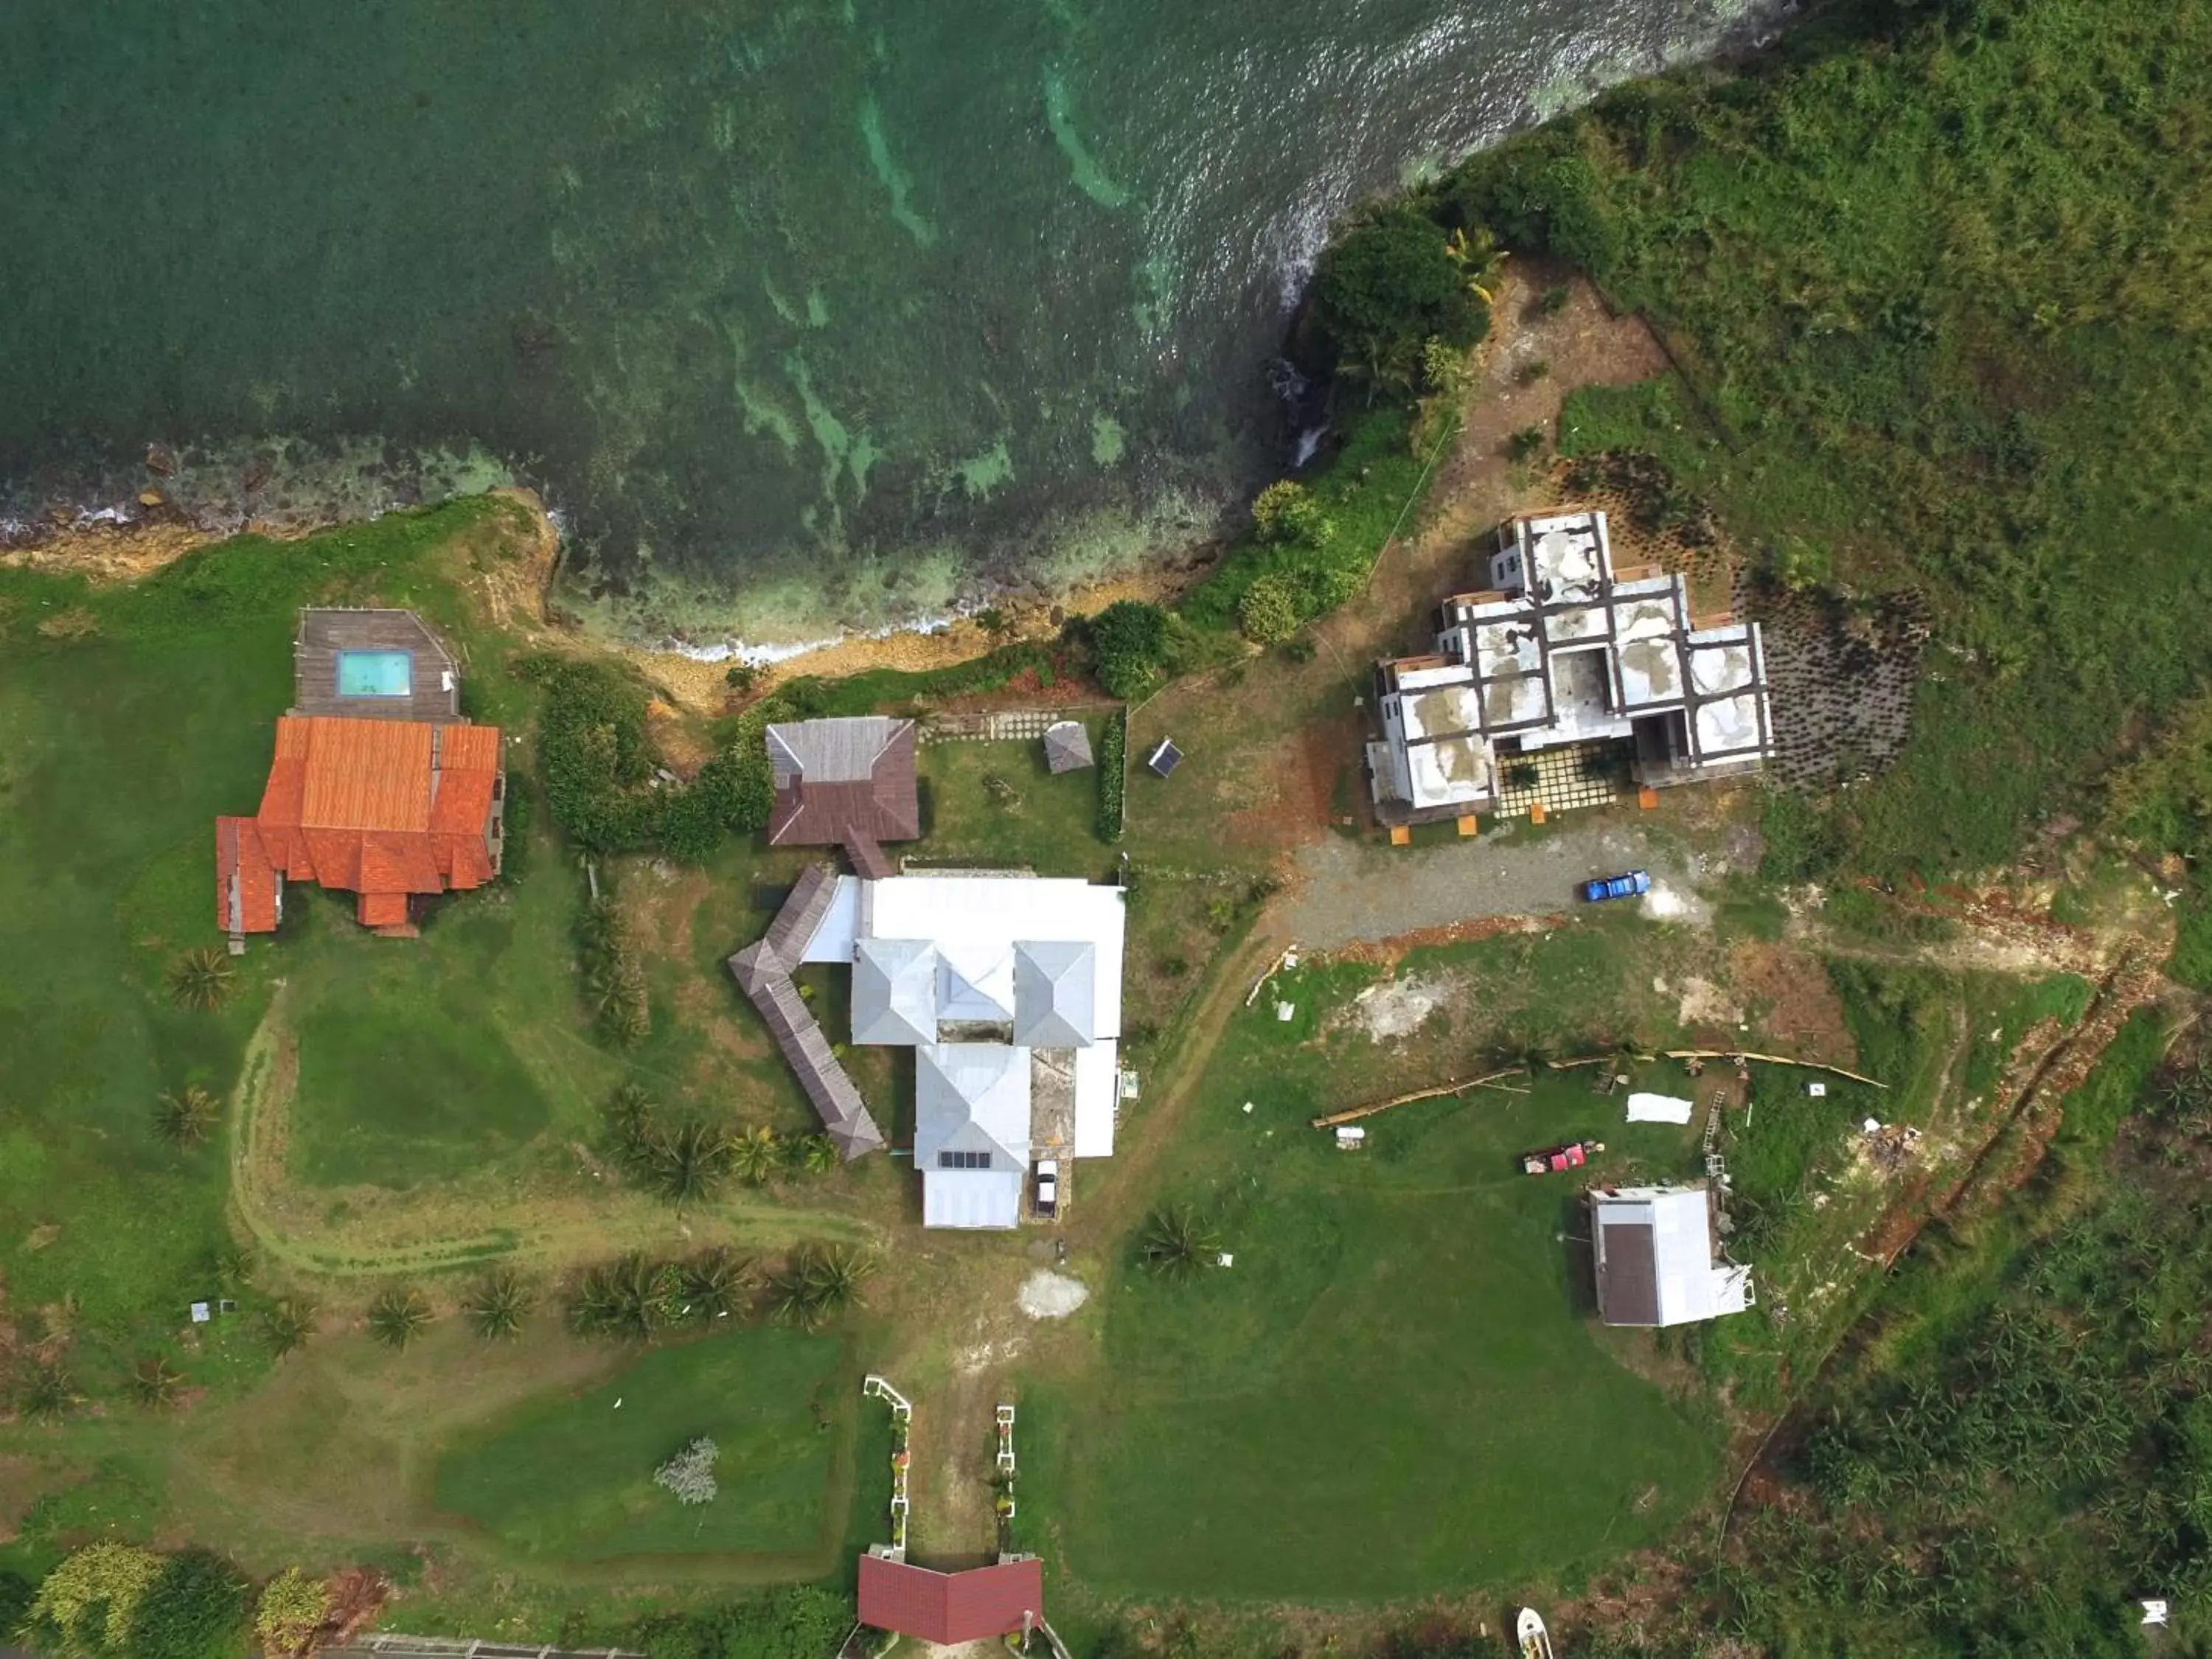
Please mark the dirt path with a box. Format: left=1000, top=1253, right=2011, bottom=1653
left=227, top=987, right=874, bottom=1287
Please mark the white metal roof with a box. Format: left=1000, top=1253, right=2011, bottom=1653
left=1013, top=940, right=1098, bottom=1047
left=1073, top=1040, right=1119, bottom=1156
left=922, top=1168, right=1024, bottom=1230
left=852, top=938, right=941, bottom=1045
left=799, top=874, right=863, bottom=964
left=914, top=1043, right=1032, bottom=1170
left=862, top=875, right=1124, bottom=1038
left=1595, top=1186, right=1752, bottom=1326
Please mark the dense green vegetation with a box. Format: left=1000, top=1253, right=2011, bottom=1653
left=526, top=657, right=773, bottom=860
left=1338, top=0, right=2212, bottom=888
left=1180, top=406, right=1438, bottom=636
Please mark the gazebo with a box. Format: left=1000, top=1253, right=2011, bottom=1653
left=1042, top=720, right=1093, bottom=774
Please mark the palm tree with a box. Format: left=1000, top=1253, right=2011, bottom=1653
left=605, top=1082, right=656, bottom=1147
left=804, top=1245, right=871, bottom=1318
left=167, top=947, right=235, bottom=1012
left=155, top=1085, right=221, bottom=1145
left=767, top=1246, right=869, bottom=1330
left=569, top=1253, right=675, bottom=1341
left=731, top=1125, right=782, bottom=1187
left=1443, top=225, right=1508, bottom=305
left=677, top=1246, right=751, bottom=1321
left=792, top=1134, right=840, bottom=1177
left=650, top=1120, right=734, bottom=1209
left=1138, top=1204, right=1221, bottom=1284
left=265, top=1296, right=318, bottom=1357
left=463, top=1269, right=532, bottom=1340
left=131, top=1354, right=185, bottom=1408
left=366, top=1287, right=432, bottom=1350
left=13, top=1362, right=81, bottom=1423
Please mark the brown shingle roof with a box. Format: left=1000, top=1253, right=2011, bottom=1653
left=767, top=719, right=920, bottom=851
left=728, top=866, right=885, bottom=1160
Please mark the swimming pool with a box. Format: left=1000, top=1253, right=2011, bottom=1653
left=335, top=650, right=413, bottom=697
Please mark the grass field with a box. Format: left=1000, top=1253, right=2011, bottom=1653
left=1027, top=941, right=1726, bottom=1602
left=914, top=726, right=1114, bottom=877
left=435, top=1328, right=854, bottom=1564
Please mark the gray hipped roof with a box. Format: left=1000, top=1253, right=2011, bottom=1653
left=766, top=715, right=907, bottom=785
left=1043, top=721, right=1094, bottom=773
left=852, top=938, right=939, bottom=1046
left=1012, top=940, right=1096, bottom=1048
left=914, top=1044, right=1031, bottom=1172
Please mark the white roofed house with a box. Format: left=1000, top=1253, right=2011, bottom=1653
left=1590, top=1185, right=1753, bottom=1328
left=765, top=869, right=1127, bottom=1229
left=1366, top=509, right=1775, bottom=824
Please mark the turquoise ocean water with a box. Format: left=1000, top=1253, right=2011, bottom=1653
left=0, top=0, right=1772, bottom=643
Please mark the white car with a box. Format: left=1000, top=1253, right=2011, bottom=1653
left=1034, top=1159, right=1060, bottom=1218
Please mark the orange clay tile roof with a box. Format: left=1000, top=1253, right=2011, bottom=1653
left=222, top=715, right=501, bottom=934
left=214, top=817, right=280, bottom=934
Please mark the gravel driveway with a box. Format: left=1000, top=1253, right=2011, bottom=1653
left=1280, top=819, right=1719, bottom=952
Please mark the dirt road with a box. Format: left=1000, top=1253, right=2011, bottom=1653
left=1279, top=819, right=1729, bottom=951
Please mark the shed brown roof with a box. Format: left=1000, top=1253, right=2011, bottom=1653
left=857, top=1556, right=1043, bottom=1646
left=1595, top=1217, right=1660, bottom=1326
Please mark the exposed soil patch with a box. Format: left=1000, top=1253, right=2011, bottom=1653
left=1338, top=973, right=1455, bottom=1041
left=1015, top=1270, right=1090, bottom=1320
left=1731, top=941, right=1857, bottom=1065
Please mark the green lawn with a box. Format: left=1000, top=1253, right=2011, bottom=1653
left=914, top=727, right=1113, bottom=876
left=0, top=504, right=524, bottom=1393
left=434, top=1328, right=855, bottom=1563
left=1028, top=951, right=1725, bottom=1602
left=288, top=900, right=561, bottom=1189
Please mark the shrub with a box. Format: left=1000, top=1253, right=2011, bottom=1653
left=254, top=1568, right=330, bottom=1659
left=1251, top=480, right=1329, bottom=546
left=134, top=1550, right=250, bottom=1659
left=1237, top=575, right=1301, bottom=647
left=532, top=658, right=665, bottom=853
left=654, top=1436, right=720, bottom=1506
left=167, top=947, right=235, bottom=1012
left=1083, top=601, right=1172, bottom=700
left=1313, top=204, right=1489, bottom=394
left=155, top=1085, right=220, bottom=1146
left=1096, top=711, right=1127, bottom=844
left=28, top=1543, right=164, bottom=1656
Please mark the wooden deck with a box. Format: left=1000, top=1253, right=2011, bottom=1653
left=291, top=608, right=462, bottom=723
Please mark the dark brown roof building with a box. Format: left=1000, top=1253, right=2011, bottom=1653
left=767, top=717, right=919, bottom=877
left=727, top=864, right=885, bottom=1160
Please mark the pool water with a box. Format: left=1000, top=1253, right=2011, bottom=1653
left=336, top=650, right=413, bottom=698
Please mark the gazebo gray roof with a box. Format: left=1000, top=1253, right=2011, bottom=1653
left=1042, top=720, right=1094, bottom=774
left=1012, top=940, right=1097, bottom=1048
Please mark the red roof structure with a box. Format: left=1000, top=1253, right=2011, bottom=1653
left=217, top=714, right=504, bottom=939
left=856, top=1555, right=1043, bottom=1646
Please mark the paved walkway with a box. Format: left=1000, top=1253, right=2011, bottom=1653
left=1279, top=818, right=1721, bottom=952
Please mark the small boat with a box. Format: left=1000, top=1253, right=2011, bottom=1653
left=1516, top=1608, right=1555, bottom=1659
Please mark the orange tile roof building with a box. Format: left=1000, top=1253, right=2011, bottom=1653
left=217, top=715, right=505, bottom=942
